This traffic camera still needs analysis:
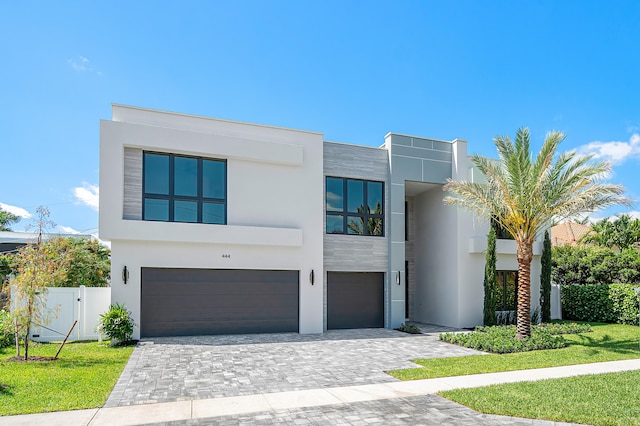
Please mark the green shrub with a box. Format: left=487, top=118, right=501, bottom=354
left=536, top=322, right=592, bottom=334
left=395, top=323, right=422, bottom=334
left=552, top=245, right=640, bottom=286
left=440, top=325, right=567, bottom=354
left=483, top=227, right=497, bottom=326
left=97, top=303, right=135, bottom=344
left=562, top=284, right=640, bottom=325
left=0, top=309, right=15, bottom=348
left=540, top=231, right=552, bottom=322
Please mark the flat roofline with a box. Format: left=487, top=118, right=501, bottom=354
left=111, top=104, right=324, bottom=136
left=0, top=231, right=94, bottom=243
left=324, top=140, right=386, bottom=151
left=384, top=132, right=453, bottom=144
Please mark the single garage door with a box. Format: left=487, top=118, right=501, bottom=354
left=141, top=268, right=299, bottom=337
left=327, top=272, right=384, bottom=329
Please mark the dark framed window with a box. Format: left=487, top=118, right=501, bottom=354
left=491, top=217, right=514, bottom=240
left=325, top=177, right=384, bottom=236
left=143, top=152, right=226, bottom=224
left=495, top=270, right=517, bottom=311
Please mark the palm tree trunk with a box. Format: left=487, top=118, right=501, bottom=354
left=516, top=241, right=533, bottom=339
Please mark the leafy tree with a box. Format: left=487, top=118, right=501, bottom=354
left=445, top=128, right=626, bottom=338
left=483, top=227, right=497, bottom=326
left=0, top=254, right=12, bottom=309
left=540, top=230, right=552, bottom=323
left=581, top=214, right=640, bottom=250
left=9, top=207, right=71, bottom=360
left=0, top=208, right=20, bottom=231
left=552, top=244, right=640, bottom=286
left=43, top=237, right=110, bottom=287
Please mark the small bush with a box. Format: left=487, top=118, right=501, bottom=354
left=536, top=322, right=592, bottom=334
left=0, top=309, right=15, bottom=348
left=440, top=325, right=567, bottom=354
left=562, top=284, right=640, bottom=325
left=97, top=303, right=135, bottom=344
left=395, top=323, right=422, bottom=334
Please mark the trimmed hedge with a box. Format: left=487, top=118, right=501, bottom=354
left=552, top=245, right=640, bottom=286
left=562, top=284, right=640, bottom=324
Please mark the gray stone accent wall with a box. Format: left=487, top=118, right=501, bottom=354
left=323, top=141, right=390, bottom=329
left=323, top=141, right=389, bottom=272
left=405, top=196, right=415, bottom=319
left=123, top=147, right=143, bottom=220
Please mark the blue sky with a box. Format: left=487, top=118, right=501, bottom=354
left=1, top=1, right=639, bottom=235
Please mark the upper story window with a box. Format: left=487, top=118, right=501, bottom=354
left=326, top=177, right=384, bottom=236
left=143, top=152, right=226, bottom=224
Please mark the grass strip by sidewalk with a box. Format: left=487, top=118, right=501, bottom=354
left=440, top=370, right=640, bottom=426
left=0, top=341, right=134, bottom=416
left=388, top=323, right=640, bottom=380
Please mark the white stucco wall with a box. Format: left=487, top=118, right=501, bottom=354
left=413, top=146, right=544, bottom=329
left=100, top=105, right=324, bottom=339
left=413, top=185, right=459, bottom=326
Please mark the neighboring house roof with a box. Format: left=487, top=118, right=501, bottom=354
left=0, top=231, right=94, bottom=254
left=550, top=222, right=592, bottom=246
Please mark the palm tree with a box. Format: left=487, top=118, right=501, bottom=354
left=0, top=208, right=20, bottom=231
left=581, top=214, right=640, bottom=250
left=444, top=128, right=627, bottom=339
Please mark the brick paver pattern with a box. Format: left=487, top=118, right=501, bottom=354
left=106, top=327, right=480, bottom=407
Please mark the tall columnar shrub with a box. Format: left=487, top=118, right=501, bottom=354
left=540, top=230, right=552, bottom=322
left=561, top=283, right=640, bottom=324
left=483, top=227, right=497, bottom=326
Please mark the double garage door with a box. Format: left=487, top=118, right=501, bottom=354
left=140, top=268, right=384, bottom=337
left=141, top=268, right=299, bottom=337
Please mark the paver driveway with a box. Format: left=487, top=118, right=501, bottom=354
left=106, top=327, right=481, bottom=407
left=149, top=394, right=578, bottom=426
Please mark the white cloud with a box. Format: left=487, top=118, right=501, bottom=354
left=627, top=211, right=640, bottom=220
left=73, top=183, right=99, bottom=211
left=68, top=55, right=102, bottom=75
left=59, top=225, right=81, bottom=234
left=577, top=133, right=640, bottom=164
left=585, top=211, right=640, bottom=223
left=0, top=202, right=32, bottom=218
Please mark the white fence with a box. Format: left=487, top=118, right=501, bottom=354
left=12, top=286, right=111, bottom=342
left=551, top=283, right=562, bottom=320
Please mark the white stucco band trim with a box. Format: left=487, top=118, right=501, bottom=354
left=102, top=220, right=303, bottom=246
left=468, top=236, right=542, bottom=256
left=102, top=120, right=304, bottom=167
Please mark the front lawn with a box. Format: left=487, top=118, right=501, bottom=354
left=0, top=341, right=134, bottom=416
left=389, top=323, right=639, bottom=380
left=440, top=370, right=640, bottom=426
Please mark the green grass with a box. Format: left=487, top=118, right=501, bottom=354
left=388, top=323, right=640, bottom=380
left=440, top=370, right=640, bottom=426
left=0, top=341, right=134, bottom=416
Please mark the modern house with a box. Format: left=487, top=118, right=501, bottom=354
left=99, top=104, right=543, bottom=339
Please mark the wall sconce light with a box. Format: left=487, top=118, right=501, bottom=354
left=309, top=269, right=315, bottom=285
left=122, top=266, right=129, bottom=284
left=396, top=271, right=401, bottom=285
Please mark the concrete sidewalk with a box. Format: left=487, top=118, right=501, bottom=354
left=2, top=359, right=639, bottom=426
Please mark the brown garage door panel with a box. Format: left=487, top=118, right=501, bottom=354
left=327, top=272, right=384, bottom=329
left=141, top=268, right=299, bottom=337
